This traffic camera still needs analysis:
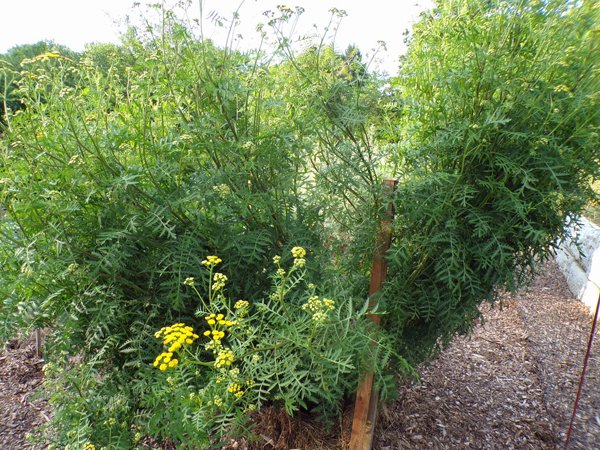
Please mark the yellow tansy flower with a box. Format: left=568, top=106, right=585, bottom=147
left=291, top=246, right=306, bottom=258
left=201, top=255, right=222, bottom=267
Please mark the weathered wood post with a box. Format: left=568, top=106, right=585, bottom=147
left=349, top=179, right=397, bottom=450
left=35, top=328, right=42, bottom=359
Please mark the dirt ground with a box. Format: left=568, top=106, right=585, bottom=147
left=375, top=260, right=599, bottom=450
left=1, top=259, right=598, bottom=449
left=0, top=338, right=49, bottom=449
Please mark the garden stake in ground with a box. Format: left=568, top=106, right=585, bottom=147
left=565, top=291, right=600, bottom=449
left=349, top=179, right=397, bottom=450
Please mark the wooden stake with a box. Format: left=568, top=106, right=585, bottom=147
left=349, top=179, right=397, bottom=450
left=35, top=328, right=42, bottom=359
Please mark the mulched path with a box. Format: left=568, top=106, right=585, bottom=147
left=0, top=338, right=49, bottom=449
left=1, top=260, right=598, bottom=449
left=375, top=260, right=599, bottom=450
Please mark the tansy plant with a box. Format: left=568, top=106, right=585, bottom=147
left=147, top=247, right=389, bottom=446
left=153, top=323, right=199, bottom=370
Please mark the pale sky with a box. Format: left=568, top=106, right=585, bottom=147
left=0, top=0, right=433, bottom=74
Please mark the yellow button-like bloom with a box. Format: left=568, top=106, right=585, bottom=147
left=234, top=300, right=249, bottom=310
left=215, top=349, right=235, bottom=368
left=201, top=255, right=222, bottom=267
left=291, top=246, right=306, bottom=259
left=211, top=330, right=225, bottom=340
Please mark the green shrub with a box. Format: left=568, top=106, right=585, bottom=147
left=132, top=249, right=389, bottom=447
left=0, top=5, right=391, bottom=447
left=381, top=0, right=600, bottom=363
left=0, top=1, right=598, bottom=447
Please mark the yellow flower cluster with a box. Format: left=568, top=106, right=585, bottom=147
left=212, top=273, right=228, bottom=291
left=183, top=276, right=195, bottom=287
left=25, top=51, right=61, bottom=64
left=234, top=300, right=249, bottom=310
left=291, top=246, right=306, bottom=268
left=293, top=258, right=306, bottom=268
left=201, top=255, right=222, bottom=267
left=554, top=84, right=570, bottom=93
left=215, top=349, right=235, bottom=368
left=154, top=352, right=179, bottom=371
left=273, top=247, right=307, bottom=268
left=211, top=395, right=224, bottom=407
left=205, top=313, right=235, bottom=327
left=302, top=296, right=335, bottom=323
left=227, top=382, right=245, bottom=398
left=291, top=246, right=306, bottom=258
left=153, top=323, right=199, bottom=370
left=202, top=311, right=238, bottom=354
left=155, top=323, right=200, bottom=352
left=80, top=444, right=105, bottom=450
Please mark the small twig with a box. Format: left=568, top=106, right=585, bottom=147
left=564, top=292, right=600, bottom=449
left=479, top=336, right=505, bottom=346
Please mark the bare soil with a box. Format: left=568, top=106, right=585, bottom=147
left=0, top=337, right=49, bottom=449
left=1, top=259, right=598, bottom=449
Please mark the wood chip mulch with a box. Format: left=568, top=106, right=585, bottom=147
left=0, top=337, right=49, bottom=450
left=1, top=259, right=598, bottom=449
left=375, top=259, right=599, bottom=450
left=516, top=261, right=600, bottom=450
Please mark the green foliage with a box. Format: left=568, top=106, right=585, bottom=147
left=38, top=361, right=136, bottom=449
left=0, top=41, right=79, bottom=126
left=382, top=0, right=600, bottom=363
left=0, top=0, right=598, bottom=447
left=132, top=250, right=389, bottom=448
left=0, top=4, right=389, bottom=447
